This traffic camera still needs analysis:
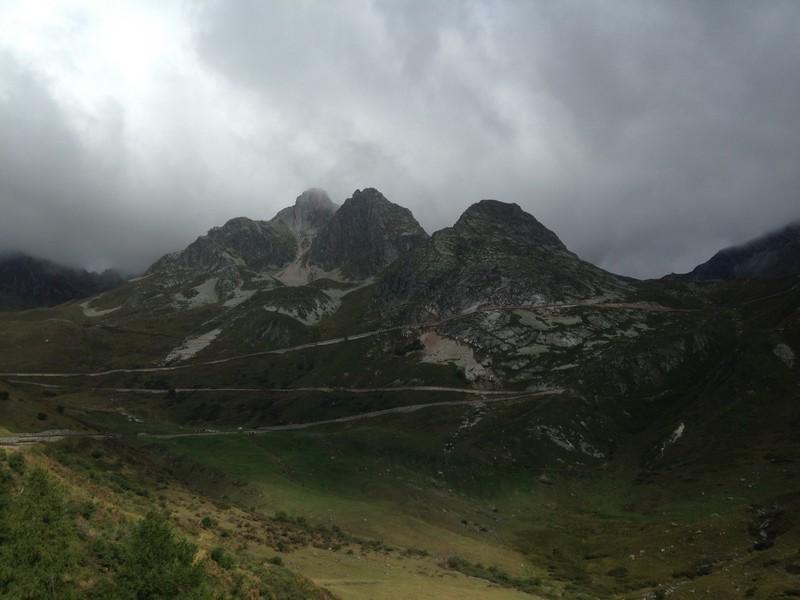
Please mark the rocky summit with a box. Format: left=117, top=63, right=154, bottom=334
left=1, top=187, right=799, bottom=600
left=308, top=188, right=429, bottom=279
left=376, top=199, right=628, bottom=322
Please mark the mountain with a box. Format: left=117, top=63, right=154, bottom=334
left=683, top=221, right=800, bottom=281
left=0, top=252, right=122, bottom=310
left=3, top=188, right=800, bottom=599
left=377, top=199, right=628, bottom=322
left=307, top=188, right=429, bottom=279
left=143, top=188, right=425, bottom=302
left=147, top=188, right=338, bottom=290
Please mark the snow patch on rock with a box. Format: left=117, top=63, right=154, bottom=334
left=513, top=310, right=549, bottom=329
left=774, top=343, right=795, bottom=369
left=659, top=422, right=686, bottom=456
left=263, top=293, right=340, bottom=326
left=273, top=255, right=351, bottom=287
left=532, top=424, right=606, bottom=458
left=223, top=287, right=257, bottom=308
left=322, top=278, right=374, bottom=301
left=174, top=278, right=220, bottom=309
left=164, top=328, right=222, bottom=364
left=80, top=300, right=121, bottom=318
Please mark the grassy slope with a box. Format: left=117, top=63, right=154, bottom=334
left=0, top=440, right=336, bottom=599
left=1, top=277, right=798, bottom=598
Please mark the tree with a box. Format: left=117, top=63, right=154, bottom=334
left=0, top=468, right=80, bottom=599
left=108, top=511, right=207, bottom=599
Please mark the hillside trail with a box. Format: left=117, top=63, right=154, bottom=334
left=0, top=300, right=685, bottom=379
left=0, top=388, right=562, bottom=446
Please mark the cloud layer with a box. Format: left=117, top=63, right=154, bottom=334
left=1, top=0, right=798, bottom=277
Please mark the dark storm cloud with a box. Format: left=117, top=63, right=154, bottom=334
left=1, top=1, right=799, bottom=277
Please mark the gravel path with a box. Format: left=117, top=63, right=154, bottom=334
left=0, top=388, right=561, bottom=445
left=0, top=301, right=682, bottom=379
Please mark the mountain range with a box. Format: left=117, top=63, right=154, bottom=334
left=0, top=188, right=798, bottom=599
left=5, top=191, right=798, bottom=315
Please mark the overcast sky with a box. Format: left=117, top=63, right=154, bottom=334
left=1, top=1, right=798, bottom=277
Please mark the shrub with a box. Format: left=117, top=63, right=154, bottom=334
left=0, top=468, right=80, bottom=598
left=200, top=516, right=216, bottom=529
left=7, top=452, right=24, bottom=473
left=78, top=501, right=97, bottom=520
left=109, top=512, right=207, bottom=599
left=210, top=546, right=234, bottom=569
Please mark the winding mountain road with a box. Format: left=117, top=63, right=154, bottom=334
left=5, top=379, right=541, bottom=396
left=0, top=388, right=562, bottom=445
left=0, top=301, right=684, bottom=380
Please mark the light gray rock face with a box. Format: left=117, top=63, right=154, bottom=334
left=273, top=188, right=339, bottom=251
left=308, top=188, right=429, bottom=279
left=127, top=187, right=431, bottom=311
left=151, top=189, right=339, bottom=280
left=376, top=200, right=629, bottom=322
left=143, top=189, right=340, bottom=295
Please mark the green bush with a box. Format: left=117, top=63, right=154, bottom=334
left=444, top=555, right=543, bottom=594
left=210, top=546, right=234, bottom=570
left=106, top=511, right=208, bottom=599
left=7, top=452, right=24, bottom=473
left=0, top=468, right=80, bottom=598
left=200, top=516, right=216, bottom=529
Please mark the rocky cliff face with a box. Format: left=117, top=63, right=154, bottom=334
left=308, top=188, right=429, bottom=279
left=118, top=189, right=629, bottom=326
left=146, top=187, right=427, bottom=293
left=376, top=199, right=628, bottom=321
left=273, top=188, right=339, bottom=251
left=130, top=187, right=430, bottom=312
left=684, top=222, right=800, bottom=281
left=0, top=253, right=121, bottom=310
left=144, top=189, right=340, bottom=296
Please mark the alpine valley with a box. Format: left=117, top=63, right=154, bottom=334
left=1, top=188, right=798, bottom=600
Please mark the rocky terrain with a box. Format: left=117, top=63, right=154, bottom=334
left=308, top=187, right=429, bottom=279
left=1, top=187, right=799, bottom=599
left=376, top=199, right=629, bottom=322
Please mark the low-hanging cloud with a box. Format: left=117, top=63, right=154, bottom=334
left=0, top=0, right=798, bottom=277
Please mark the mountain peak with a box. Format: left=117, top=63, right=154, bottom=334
left=308, top=188, right=428, bottom=279
left=453, top=199, right=566, bottom=251
left=377, top=198, right=623, bottom=320
left=294, top=188, right=336, bottom=211
left=274, top=189, right=338, bottom=240
left=349, top=187, right=388, bottom=204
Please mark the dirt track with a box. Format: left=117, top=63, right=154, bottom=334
left=0, top=301, right=682, bottom=379
left=0, top=388, right=561, bottom=445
